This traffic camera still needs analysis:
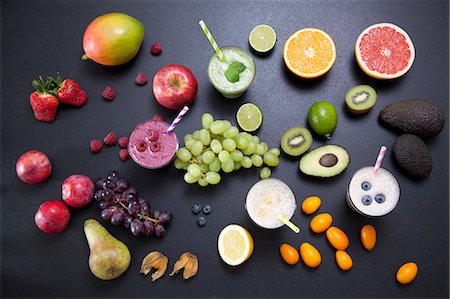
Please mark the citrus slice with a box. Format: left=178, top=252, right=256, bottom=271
left=249, top=24, right=277, bottom=54
left=236, top=103, right=263, bottom=132
left=283, top=28, right=336, bottom=78
left=355, top=23, right=415, bottom=79
left=217, top=224, right=254, bottom=266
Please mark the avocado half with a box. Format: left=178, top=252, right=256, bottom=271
left=299, top=145, right=350, bottom=178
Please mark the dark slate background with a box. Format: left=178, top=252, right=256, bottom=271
left=1, top=0, right=448, bottom=297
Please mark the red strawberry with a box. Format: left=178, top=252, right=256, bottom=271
left=30, top=77, right=59, bottom=122
left=50, top=75, right=88, bottom=106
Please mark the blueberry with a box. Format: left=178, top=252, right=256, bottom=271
left=375, top=193, right=385, bottom=203
left=202, top=205, right=211, bottom=215
left=192, top=203, right=202, bottom=214
left=361, top=181, right=372, bottom=191
left=197, top=216, right=207, bottom=227
left=361, top=195, right=372, bottom=205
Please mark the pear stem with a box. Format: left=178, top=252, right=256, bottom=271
left=81, top=54, right=90, bottom=61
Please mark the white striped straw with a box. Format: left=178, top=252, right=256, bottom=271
left=198, top=20, right=226, bottom=62
left=279, top=215, right=301, bottom=234
left=373, top=146, right=387, bottom=174
left=165, top=106, right=189, bottom=134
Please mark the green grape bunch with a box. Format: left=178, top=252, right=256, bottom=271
left=174, top=113, right=281, bottom=187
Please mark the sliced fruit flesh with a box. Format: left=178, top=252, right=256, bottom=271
left=237, top=103, right=262, bottom=132
left=299, top=145, right=350, bottom=177
left=345, top=85, right=377, bottom=111
left=355, top=23, right=415, bottom=79
left=249, top=25, right=277, bottom=52
left=286, top=30, right=335, bottom=74
left=223, top=230, right=246, bottom=261
left=289, top=135, right=305, bottom=146
left=352, top=92, right=370, bottom=104
left=218, top=225, right=253, bottom=266
left=281, top=127, right=312, bottom=156
left=359, top=26, right=411, bottom=75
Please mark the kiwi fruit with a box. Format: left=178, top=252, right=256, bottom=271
left=345, top=85, right=377, bottom=114
left=280, top=127, right=313, bottom=156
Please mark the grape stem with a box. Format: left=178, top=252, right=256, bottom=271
left=115, top=199, right=160, bottom=224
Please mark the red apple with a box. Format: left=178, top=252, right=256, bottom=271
left=62, top=174, right=94, bottom=208
left=35, top=200, right=70, bottom=233
left=153, top=64, right=198, bottom=110
left=16, top=150, right=52, bottom=184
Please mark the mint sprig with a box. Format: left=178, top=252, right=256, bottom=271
left=225, top=61, right=246, bottom=83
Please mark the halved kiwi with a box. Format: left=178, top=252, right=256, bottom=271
left=345, top=85, right=377, bottom=114
left=280, top=127, right=313, bottom=156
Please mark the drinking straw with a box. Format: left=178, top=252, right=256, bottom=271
left=279, top=215, right=301, bottom=234
left=373, top=145, right=387, bottom=174
left=198, top=20, right=226, bottom=62
left=165, top=106, right=189, bottom=134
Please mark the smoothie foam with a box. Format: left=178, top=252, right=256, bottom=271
left=347, top=166, right=400, bottom=217
left=245, top=178, right=296, bottom=229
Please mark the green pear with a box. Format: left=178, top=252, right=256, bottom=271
left=84, top=219, right=131, bottom=280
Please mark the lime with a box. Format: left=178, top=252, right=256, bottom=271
left=249, top=24, right=277, bottom=54
left=307, top=101, right=338, bottom=139
left=236, top=103, right=263, bottom=132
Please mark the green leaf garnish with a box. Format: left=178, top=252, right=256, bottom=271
left=224, top=61, right=246, bottom=83
left=225, top=68, right=240, bottom=83
left=229, top=61, right=246, bottom=73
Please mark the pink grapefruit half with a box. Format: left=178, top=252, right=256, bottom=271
left=355, top=23, right=415, bottom=79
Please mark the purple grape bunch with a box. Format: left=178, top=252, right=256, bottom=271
left=94, top=171, right=172, bottom=237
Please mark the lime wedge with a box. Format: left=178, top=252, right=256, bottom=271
left=249, top=24, right=277, bottom=54
left=236, top=103, right=263, bottom=132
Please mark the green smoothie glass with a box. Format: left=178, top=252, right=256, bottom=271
left=207, top=46, right=255, bottom=98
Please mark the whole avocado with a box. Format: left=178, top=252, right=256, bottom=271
left=393, top=134, right=432, bottom=178
left=379, top=99, right=445, bottom=137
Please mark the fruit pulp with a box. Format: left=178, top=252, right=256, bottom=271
left=283, top=28, right=336, bottom=78
left=207, top=47, right=255, bottom=98
left=217, top=224, right=254, bottom=266
left=128, top=120, right=179, bottom=169
left=347, top=166, right=400, bottom=217
left=355, top=23, right=415, bottom=79
left=245, top=178, right=296, bottom=229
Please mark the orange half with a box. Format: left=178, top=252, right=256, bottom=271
left=283, top=28, right=336, bottom=78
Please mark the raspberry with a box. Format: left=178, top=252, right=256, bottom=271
left=119, top=149, right=130, bottom=161
left=152, top=114, right=165, bottom=121
left=136, top=140, right=146, bottom=152
left=102, top=86, right=115, bottom=101
left=148, top=130, right=159, bottom=142
left=90, top=139, right=103, bottom=153
left=103, top=132, right=117, bottom=145
left=150, top=142, right=161, bottom=152
left=118, top=137, right=128, bottom=148
left=150, top=42, right=163, bottom=55
left=134, top=72, right=148, bottom=85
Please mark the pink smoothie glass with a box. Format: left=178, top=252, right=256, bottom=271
left=128, top=120, right=179, bottom=169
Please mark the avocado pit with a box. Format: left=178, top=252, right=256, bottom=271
left=319, top=153, right=338, bottom=167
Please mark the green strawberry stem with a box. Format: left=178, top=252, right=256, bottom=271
left=32, top=75, right=54, bottom=94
